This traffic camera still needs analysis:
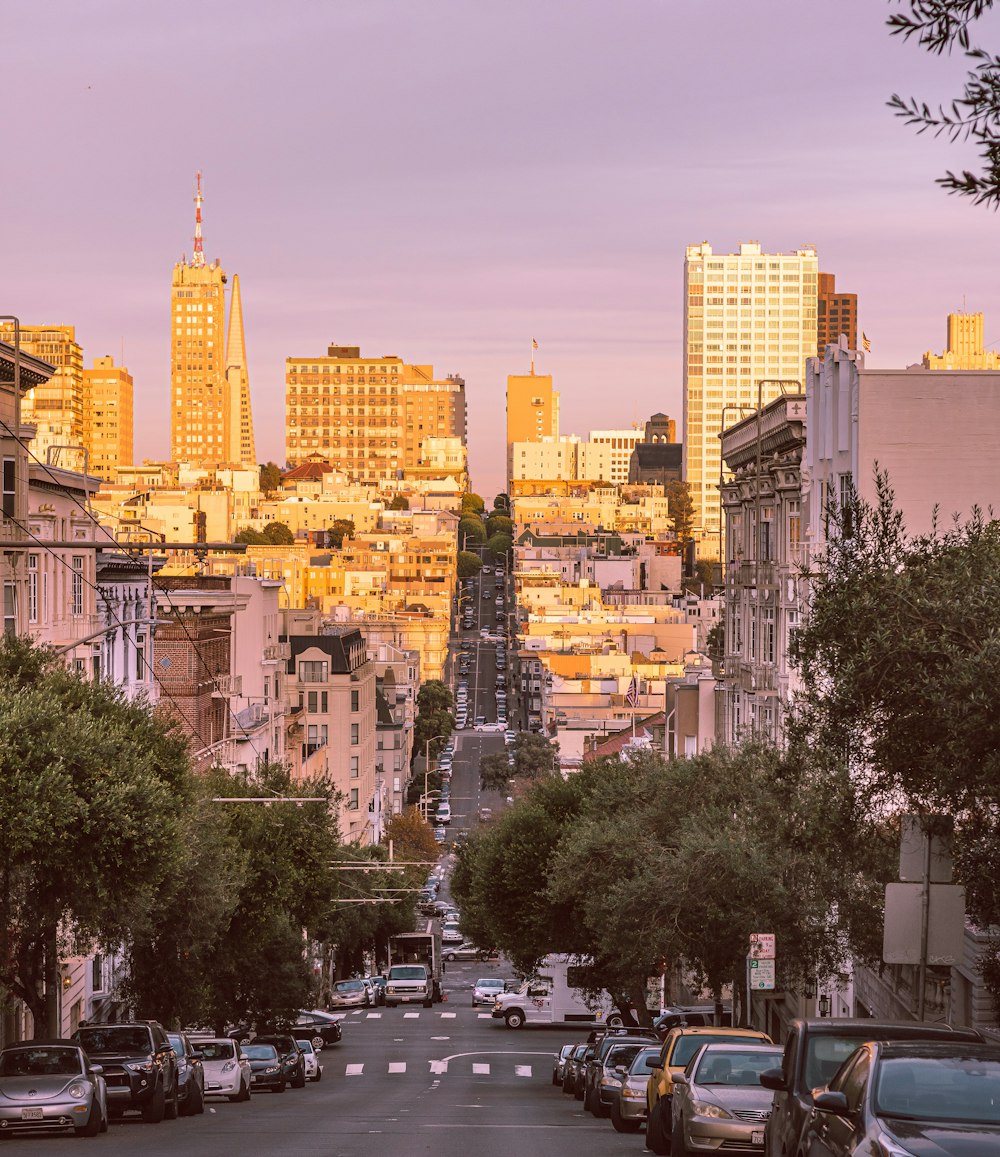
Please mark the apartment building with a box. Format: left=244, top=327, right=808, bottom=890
left=816, top=271, right=858, bottom=357
left=922, top=311, right=1000, bottom=371
left=371, top=641, right=419, bottom=818
left=0, top=324, right=85, bottom=469
left=82, top=356, right=134, bottom=482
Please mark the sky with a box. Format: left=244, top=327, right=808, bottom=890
left=4, top=0, right=997, bottom=499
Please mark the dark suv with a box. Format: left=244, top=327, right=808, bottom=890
left=759, top=1018, right=984, bottom=1157
left=73, top=1021, right=180, bottom=1123
left=254, top=1035, right=306, bottom=1088
left=582, top=1029, right=660, bottom=1117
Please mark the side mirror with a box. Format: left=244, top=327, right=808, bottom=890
left=813, top=1090, right=850, bottom=1115
left=88, top=1064, right=103, bottom=1075
left=645, top=1056, right=662, bottom=1070
left=759, top=1067, right=788, bottom=1092
left=190, top=1051, right=204, bottom=1061
left=673, top=1073, right=688, bottom=1086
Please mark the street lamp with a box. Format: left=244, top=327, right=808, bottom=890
left=421, top=732, right=451, bottom=821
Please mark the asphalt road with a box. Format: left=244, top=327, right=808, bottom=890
left=6, top=997, right=643, bottom=1157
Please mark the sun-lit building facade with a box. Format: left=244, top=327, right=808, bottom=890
left=923, top=311, right=1000, bottom=371
left=0, top=324, right=85, bottom=468
left=83, top=356, right=133, bottom=481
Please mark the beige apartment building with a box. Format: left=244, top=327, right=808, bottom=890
left=0, top=324, right=85, bottom=468
left=506, top=370, right=559, bottom=484
left=923, top=311, right=1000, bottom=370
left=284, top=344, right=466, bottom=478
left=82, top=356, right=133, bottom=481
left=588, top=427, right=644, bottom=485
left=683, top=241, right=818, bottom=553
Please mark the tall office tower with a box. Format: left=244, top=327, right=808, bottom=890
left=506, top=370, right=559, bottom=484
left=284, top=344, right=467, bottom=477
left=0, top=324, right=84, bottom=466
left=816, top=272, right=858, bottom=356
left=588, top=427, right=643, bottom=485
left=170, top=174, right=255, bottom=467
left=683, top=240, right=818, bottom=552
left=224, top=274, right=257, bottom=465
left=923, top=312, right=1000, bottom=370
left=83, top=356, right=134, bottom=480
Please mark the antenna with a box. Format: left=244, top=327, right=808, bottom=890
left=193, top=172, right=205, bottom=268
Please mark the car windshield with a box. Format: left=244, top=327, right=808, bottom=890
left=243, top=1044, right=279, bottom=1060
left=0, top=1047, right=83, bottom=1076
left=195, top=1041, right=235, bottom=1061
left=631, top=1047, right=660, bottom=1074
left=336, top=981, right=364, bottom=992
left=389, top=966, right=426, bottom=980
left=475, top=979, right=504, bottom=989
left=673, top=1034, right=764, bottom=1068
left=694, top=1048, right=782, bottom=1085
left=167, top=1034, right=186, bottom=1056
left=874, top=1055, right=1000, bottom=1123
left=75, top=1026, right=151, bottom=1055
left=606, top=1044, right=646, bottom=1070
left=806, top=1034, right=874, bottom=1090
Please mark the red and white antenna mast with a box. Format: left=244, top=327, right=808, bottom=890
left=192, top=171, right=205, bottom=267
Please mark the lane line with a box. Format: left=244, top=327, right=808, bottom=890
left=345, top=1063, right=364, bottom=1076
left=388, top=1062, right=406, bottom=1074
left=472, top=1063, right=490, bottom=1074
left=514, top=1065, right=533, bottom=1077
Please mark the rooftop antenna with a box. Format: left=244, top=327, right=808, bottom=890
left=192, top=171, right=205, bottom=268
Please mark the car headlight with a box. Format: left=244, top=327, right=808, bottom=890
left=622, top=1087, right=645, bottom=1099
left=67, top=1083, right=88, bottom=1100
left=691, top=1100, right=733, bottom=1120
left=126, top=1062, right=153, bottom=1073
left=264, top=1066, right=279, bottom=1075
left=601, top=1075, right=623, bottom=1089
left=222, top=1061, right=236, bottom=1073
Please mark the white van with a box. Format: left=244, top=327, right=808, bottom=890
left=490, top=955, right=622, bottom=1028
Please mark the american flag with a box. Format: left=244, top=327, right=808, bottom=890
left=625, top=676, right=639, bottom=706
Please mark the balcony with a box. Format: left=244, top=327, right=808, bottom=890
left=212, top=674, right=243, bottom=697
left=263, top=642, right=291, bottom=661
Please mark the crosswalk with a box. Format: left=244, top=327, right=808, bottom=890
left=338, top=1060, right=538, bottom=1077
left=330, top=1010, right=495, bottom=1020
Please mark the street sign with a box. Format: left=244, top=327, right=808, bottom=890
left=883, top=882, right=966, bottom=965
left=749, top=958, right=775, bottom=989
left=749, top=933, right=776, bottom=959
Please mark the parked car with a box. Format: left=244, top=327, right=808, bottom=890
left=608, top=1043, right=661, bottom=1133
left=167, top=1031, right=206, bottom=1116
left=800, top=1039, right=1000, bottom=1157
left=472, top=976, right=506, bottom=1004
left=72, top=1021, right=180, bottom=1123
left=435, top=802, right=452, bottom=825
left=434, top=826, right=447, bottom=843
left=368, top=976, right=387, bottom=1005
left=294, top=1010, right=342, bottom=1049
left=441, top=925, right=464, bottom=944
left=645, top=1025, right=773, bottom=1154
left=444, top=943, right=494, bottom=963
left=653, top=1004, right=729, bottom=1037
left=583, top=1032, right=661, bottom=1117
left=295, top=1039, right=323, bottom=1083
left=759, top=1017, right=985, bottom=1157
left=569, top=1043, right=598, bottom=1099
left=553, top=1043, right=576, bottom=1086
left=242, top=1042, right=285, bottom=1093
left=189, top=1036, right=250, bottom=1102
left=328, top=978, right=371, bottom=1009
left=671, top=1041, right=783, bottom=1154
left=254, top=1034, right=306, bottom=1089
left=0, top=1039, right=107, bottom=1137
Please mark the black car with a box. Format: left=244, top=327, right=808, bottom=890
left=802, top=1039, right=1000, bottom=1157
left=73, top=1021, right=180, bottom=1123
left=583, top=1030, right=661, bottom=1117
left=242, top=1042, right=285, bottom=1093
left=254, top=1035, right=306, bottom=1088
left=293, top=1011, right=343, bottom=1049
left=167, top=1031, right=205, bottom=1116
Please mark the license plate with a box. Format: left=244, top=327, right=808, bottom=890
left=752, top=1130, right=764, bottom=1146
left=21, top=1108, right=43, bottom=1121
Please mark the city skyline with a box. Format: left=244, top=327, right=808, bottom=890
left=5, top=0, right=995, bottom=498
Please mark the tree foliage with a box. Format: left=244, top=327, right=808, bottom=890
left=259, top=462, right=283, bottom=493
left=479, top=751, right=512, bottom=793
left=416, top=679, right=453, bottom=716
left=485, top=514, right=514, bottom=539
left=487, top=532, right=513, bottom=560
left=459, top=516, right=486, bottom=546
left=888, top=0, right=1000, bottom=206
left=665, top=479, right=696, bottom=543
left=457, top=550, right=483, bottom=578
left=234, top=522, right=295, bottom=546
left=461, top=493, right=486, bottom=515
left=512, top=732, right=559, bottom=779
left=388, top=494, right=409, bottom=511
left=326, top=518, right=355, bottom=549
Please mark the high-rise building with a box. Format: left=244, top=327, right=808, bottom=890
left=170, top=174, right=256, bottom=468
left=923, top=311, right=1000, bottom=370
left=0, top=324, right=84, bottom=467
left=506, top=371, right=559, bottom=484
left=284, top=344, right=466, bottom=478
left=83, top=356, right=134, bottom=481
left=588, top=428, right=643, bottom=485
left=683, top=240, right=818, bottom=551
left=224, top=274, right=257, bottom=466
left=816, top=272, right=857, bottom=356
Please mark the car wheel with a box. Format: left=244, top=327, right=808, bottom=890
left=562, top=1075, right=575, bottom=1096
left=313, top=1067, right=323, bottom=1083
left=611, top=1101, right=640, bottom=1133
left=272, top=1080, right=285, bottom=1094
left=445, top=953, right=455, bottom=962
left=141, top=1084, right=166, bottom=1124
left=74, top=1103, right=103, bottom=1137
left=504, top=1009, right=525, bottom=1028
left=192, top=1080, right=205, bottom=1115
left=645, top=1100, right=671, bottom=1155
left=292, top=1065, right=306, bottom=1089
left=164, top=1082, right=179, bottom=1120
left=99, top=1107, right=108, bottom=1133
left=551, top=1069, right=561, bottom=1087
left=311, top=1034, right=324, bottom=1050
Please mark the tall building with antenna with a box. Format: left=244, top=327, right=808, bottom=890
left=170, top=174, right=256, bottom=468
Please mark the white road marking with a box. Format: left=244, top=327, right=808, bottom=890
left=403, top=1012, right=419, bottom=1019
left=429, top=1060, right=448, bottom=1074
left=440, top=1012, right=456, bottom=1019
left=366, top=1012, right=382, bottom=1019
left=345, top=1063, right=364, bottom=1076
left=477, top=1013, right=492, bottom=1019
left=388, top=1062, right=406, bottom=1073
left=472, top=1063, right=490, bottom=1074
left=514, top=1065, right=532, bottom=1077
left=431, top=1036, right=450, bottom=1041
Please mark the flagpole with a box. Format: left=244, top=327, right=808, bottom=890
left=531, top=338, right=535, bottom=376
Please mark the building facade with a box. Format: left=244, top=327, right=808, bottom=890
left=0, top=324, right=84, bottom=469
left=683, top=240, right=817, bottom=552
left=816, top=271, right=858, bottom=357
left=83, top=356, right=134, bottom=481
left=923, top=311, right=1000, bottom=371
left=284, top=344, right=466, bottom=478
left=588, top=427, right=644, bottom=485
left=506, top=371, right=559, bottom=484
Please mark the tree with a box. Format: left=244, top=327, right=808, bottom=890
left=388, top=494, right=409, bottom=511
left=416, top=679, right=453, bottom=716
left=512, top=732, right=559, bottom=779
left=461, top=493, right=486, bottom=515
left=234, top=526, right=266, bottom=544
left=485, top=514, right=514, bottom=539
left=262, top=521, right=294, bottom=545
left=888, top=1, right=1000, bottom=207
left=384, top=810, right=440, bottom=865
left=0, top=637, right=192, bottom=1034
left=459, top=516, right=486, bottom=547
left=259, top=462, right=283, bottom=493
left=327, top=518, right=355, bottom=549
left=493, top=493, right=510, bottom=512
left=487, top=532, right=513, bottom=561
left=665, top=479, right=696, bottom=544
left=479, top=751, right=512, bottom=793
left=413, top=710, right=454, bottom=764
left=457, top=550, right=483, bottom=578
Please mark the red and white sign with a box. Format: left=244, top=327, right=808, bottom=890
left=749, top=933, right=776, bottom=959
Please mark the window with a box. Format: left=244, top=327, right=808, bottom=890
left=351, top=723, right=359, bottom=745
left=298, top=660, right=328, bottom=682
left=351, top=689, right=359, bottom=711
left=3, top=582, right=15, bottom=636
left=27, top=555, right=37, bottom=623
left=350, top=756, right=359, bottom=778
left=348, top=788, right=359, bottom=810
left=2, top=456, right=14, bottom=519
left=308, top=690, right=318, bottom=713
left=762, top=607, right=775, bottom=664
left=135, top=634, right=145, bottom=681
left=71, top=557, right=84, bottom=615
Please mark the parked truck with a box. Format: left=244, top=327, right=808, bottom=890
left=385, top=928, right=442, bottom=1008
left=491, top=955, right=622, bottom=1028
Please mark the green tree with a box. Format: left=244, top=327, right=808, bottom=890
left=327, top=518, right=355, bottom=548
left=234, top=526, right=266, bottom=545
left=493, top=493, right=510, bottom=512
left=485, top=514, right=514, bottom=539
left=0, top=637, right=192, bottom=1034
left=459, top=516, right=486, bottom=547
left=665, top=479, right=696, bottom=544
left=262, top=521, right=295, bottom=545
left=388, top=494, right=410, bottom=511
left=512, top=732, right=558, bottom=779
left=888, top=1, right=1000, bottom=206
left=259, top=462, right=283, bottom=493
left=413, top=710, right=454, bottom=764
left=479, top=751, right=512, bottom=793
left=457, top=550, right=483, bottom=578
left=416, top=679, right=453, bottom=716
left=487, top=532, right=513, bottom=561
left=461, top=493, right=486, bottom=515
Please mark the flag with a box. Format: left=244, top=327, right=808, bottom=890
left=625, top=675, right=639, bottom=706
left=531, top=338, right=538, bottom=350
left=862, top=332, right=871, bottom=353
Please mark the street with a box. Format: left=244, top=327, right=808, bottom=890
left=0, top=987, right=641, bottom=1156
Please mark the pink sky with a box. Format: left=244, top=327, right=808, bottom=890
left=4, top=0, right=995, bottom=498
